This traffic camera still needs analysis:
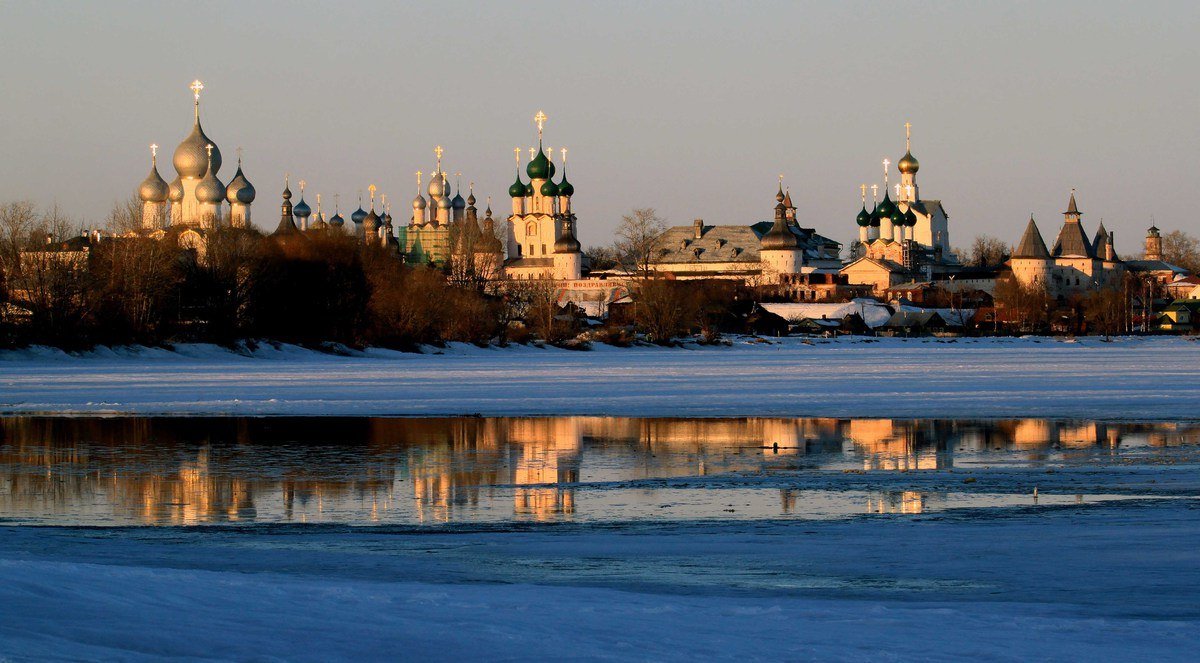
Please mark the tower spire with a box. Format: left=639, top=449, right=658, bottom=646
left=905, top=121, right=912, bottom=152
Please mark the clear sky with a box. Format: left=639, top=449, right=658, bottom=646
left=1, top=0, right=1196, bottom=251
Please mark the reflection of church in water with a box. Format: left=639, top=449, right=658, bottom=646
left=5, top=417, right=1190, bottom=525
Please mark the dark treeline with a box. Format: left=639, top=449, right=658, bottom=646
left=0, top=201, right=757, bottom=350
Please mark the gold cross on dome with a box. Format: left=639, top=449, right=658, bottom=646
left=904, top=121, right=912, bottom=149
left=894, top=183, right=900, bottom=196
left=561, top=147, right=567, bottom=162
left=369, top=184, right=377, bottom=199
left=205, top=144, right=213, bottom=158
left=871, top=184, right=879, bottom=200
left=534, top=110, right=547, bottom=137
left=546, top=146, right=553, bottom=161
left=416, top=170, right=422, bottom=188
left=860, top=184, right=867, bottom=201
left=529, top=147, right=536, bottom=160
left=882, top=158, right=890, bottom=171
left=514, top=147, right=521, bottom=163
left=150, top=143, right=158, bottom=158
left=190, top=79, right=204, bottom=100
left=299, top=180, right=306, bottom=193
left=434, top=145, right=444, bottom=170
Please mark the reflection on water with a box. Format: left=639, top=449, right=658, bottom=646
left=0, top=417, right=1196, bottom=526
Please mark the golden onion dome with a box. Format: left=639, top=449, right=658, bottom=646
left=898, top=150, right=919, bottom=175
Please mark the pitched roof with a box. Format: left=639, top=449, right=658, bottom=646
left=1051, top=219, right=1094, bottom=258
left=1014, top=217, right=1050, bottom=259
left=653, top=224, right=761, bottom=264
left=1065, top=191, right=1080, bottom=215
left=1092, top=222, right=1110, bottom=257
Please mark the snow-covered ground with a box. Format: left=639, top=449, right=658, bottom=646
left=2, top=336, right=1199, bottom=418
left=1, top=501, right=1197, bottom=661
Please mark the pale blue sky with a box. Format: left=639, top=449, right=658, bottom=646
left=1, top=0, right=1196, bottom=250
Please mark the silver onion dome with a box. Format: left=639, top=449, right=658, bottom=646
left=427, top=172, right=447, bottom=199
left=437, top=194, right=452, bottom=209
left=168, top=175, right=184, bottom=202
left=139, top=160, right=169, bottom=203
left=195, top=166, right=226, bottom=204
left=412, top=194, right=427, bottom=210
left=225, top=166, right=256, bottom=204
left=173, top=119, right=221, bottom=179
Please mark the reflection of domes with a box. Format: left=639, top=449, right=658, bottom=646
left=225, top=166, right=256, bottom=204
left=139, top=161, right=169, bottom=203
left=898, top=150, right=919, bottom=175
left=173, top=120, right=221, bottom=179
left=168, top=175, right=184, bottom=202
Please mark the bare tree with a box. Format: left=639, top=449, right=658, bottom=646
left=1159, top=230, right=1200, bottom=273
left=0, top=201, right=40, bottom=276
left=994, top=275, right=1051, bottom=333
left=105, top=195, right=143, bottom=235
left=615, top=208, right=666, bottom=278
left=965, top=235, right=1010, bottom=267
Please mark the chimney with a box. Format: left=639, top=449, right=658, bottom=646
left=693, top=219, right=703, bottom=239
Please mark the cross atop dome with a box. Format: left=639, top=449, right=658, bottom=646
left=190, top=79, right=204, bottom=101
left=534, top=110, right=547, bottom=139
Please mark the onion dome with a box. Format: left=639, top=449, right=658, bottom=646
left=195, top=154, right=226, bottom=204
left=225, top=165, right=256, bottom=204
left=351, top=206, right=367, bottom=224
left=139, top=157, right=169, bottom=203
left=451, top=190, right=466, bottom=210
left=173, top=120, right=221, bottom=179
left=427, top=172, right=447, bottom=199
left=524, top=182, right=534, bottom=196
left=168, top=175, right=184, bottom=202
left=876, top=191, right=896, bottom=219
left=855, top=205, right=871, bottom=227
left=558, top=174, right=574, bottom=197
left=890, top=207, right=905, bottom=226
left=509, top=175, right=526, bottom=198
left=329, top=212, right=345, bottom=227
left=527, top=145, right=552, bottom=180
left=466, top=191, right=476, bottom=207
left=898, top=150, right=919, bottom=175
left=903, top=208, right=917, bottom=227
left=363, top=209, right=380, bottom=233
left=412, top=193, right=427, bottom=210
left=554, top=222, right=581, bottom=253
left=540, top=179, right=559, bottom=197
left=293, top=196, right=311, bottom=220
left=869, top=205, right=881, bottom=228
left=437, top=194, right=452, bottom=209
left=761, top=216, right=799, bottom=250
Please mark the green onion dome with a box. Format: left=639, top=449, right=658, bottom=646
left=526, top=145, right=551, bottom=180
left=293, top=196, right=311, bottom=219
left=876, top=192, right=896, bottom=219
left=904, top=208, right=917, bottom=227
left=898, top=150, right=919, bottom=175
left=890, top=207, right=905, bottom=226
left=869, top=205, right=881, bottom=228
left=168, top=175, right=184, bottom=202
left=139, top=160, right=169, bottom=203
left=509, top=176, right=526, bottom=198
left=225, top=166, right=256, bottom=204
left=540, top=179, right=559, bottom=197
left=558, top=175, right=574, bottom=197
left=855, top=205, right=871, bottom=227
left=351, top=206, right=367, bottom=224
left=524, top=182, right=534, bottom=196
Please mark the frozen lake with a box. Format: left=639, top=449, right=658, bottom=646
left=2, top=414, right=1198, bottom=660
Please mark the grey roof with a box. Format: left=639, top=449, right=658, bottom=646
left=1125, top=259, right=1188, bottom=274
left=1013, top=217, right=1050, bottom=259
left=910, top=199, right=947, bottom=219
left=653, top=224, right=762, bottom=264
left=883, top=310, right=946, bottom=328
left=1092, top=222, right=1110, bottom=257
left=1065, top=191, right=1080, bottom=215
left=504, top=256, right=554, bottom=268
left=1051, top=219, right=1094, bottom=258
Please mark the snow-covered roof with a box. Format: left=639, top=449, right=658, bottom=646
left=760, top=298, right=893, bottom=328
